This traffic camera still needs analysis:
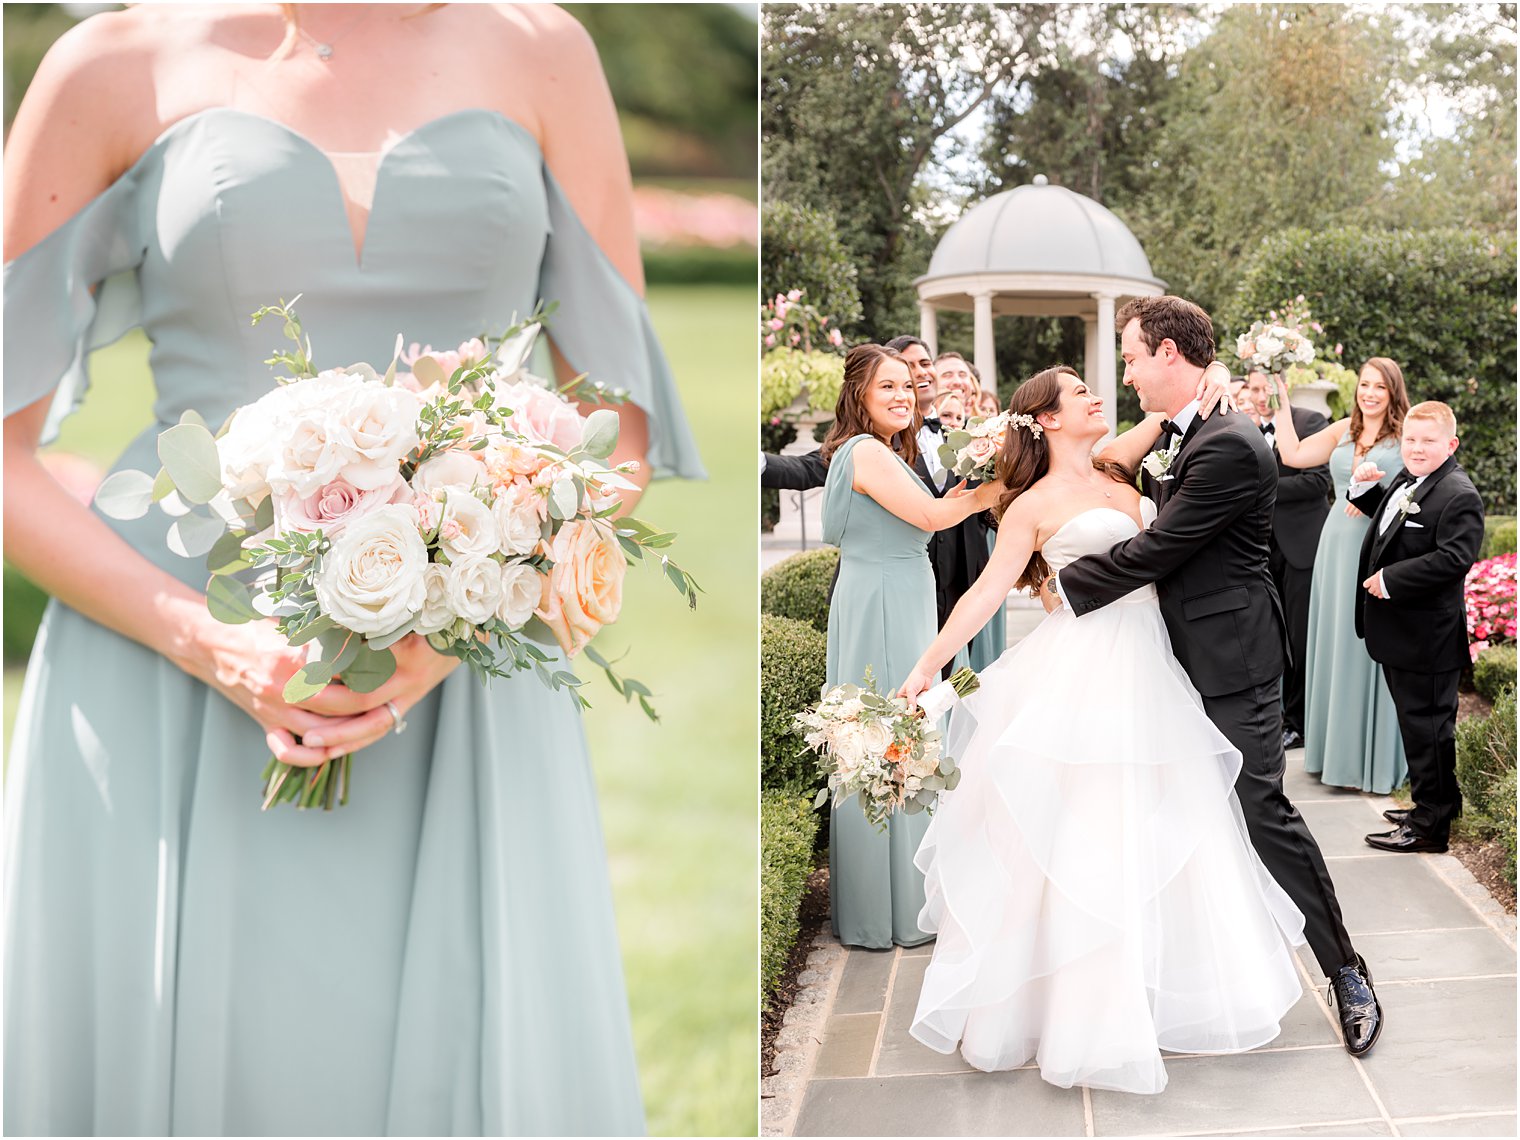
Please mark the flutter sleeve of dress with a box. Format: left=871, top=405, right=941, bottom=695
left=537, top=165, right=706, bottom=481
left=3, top=167, right=146, bottom=443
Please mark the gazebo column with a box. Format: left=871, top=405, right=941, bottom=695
left=919, top=301, right=938, bottom=357
left=1094, top=292, right=1117, bottom=437
left=1082, top=316, right=1100, bottom=397
left=972, top=290, right=996, bottom=391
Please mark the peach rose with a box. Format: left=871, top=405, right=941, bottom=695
left=534, top=520, right=626, bottom=657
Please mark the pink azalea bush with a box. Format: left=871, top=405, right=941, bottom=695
left=1466, top=552, right=1517, bottom=660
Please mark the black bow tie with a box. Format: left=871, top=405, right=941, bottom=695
left=1261, top=422, right=1275, bottom=435
left=1159, top=419, right=1180, bottom=437
left=921, top=418, right=942, bottom=433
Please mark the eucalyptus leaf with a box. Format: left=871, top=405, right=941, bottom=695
left=286, top=615, right=337, bottom=646
left=206, top=530, right=251, bottom=575
left=158, top=490, right=192, bottom=518
left=206, top=575, right=258, bottom=624
left=579, top=408, right=621, bottom=459
left=365, top=622, right=415, bottom=652
left=938, top=755, right=955, bottom=777
left=411, top=355, right=446, bottom=390
left=167, top=511, right=226, bottom=559
left=157, top=422, right=223, bottom=504
left=151, top=467, right=176, bottom=502
left=945, top=768, right=962, bottom=791
left=253, top=495, right=275, bottom=532
left=282, top=660, right=334, bottom=704
left=549, top=476, right=578, bottom=521
left=341, top=644, right=397, bottom=693
left=177, top=408, right=209, bottom=431
left=93, top=470, right=155, bottom=520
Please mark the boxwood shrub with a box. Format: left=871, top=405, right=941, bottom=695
left=761, top=790, right=819, bottom=1009
left=760, top=547, right=839, bottom=634
left=1474, top=644, right=1518, bottom=706
left=760, top=613, right=828, bottom=792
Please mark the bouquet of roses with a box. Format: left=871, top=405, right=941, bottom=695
left=95, top=298, right=699, bottom=811
left=1235, top=300, right=1318, bottom=410
left=1465, top=552, right=1517, bottom=661
left=793, top=666, right=979, bottom=829
left=937, top=411, right=1026, bottom=483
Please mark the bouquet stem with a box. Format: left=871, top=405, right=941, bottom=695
left=260, top=754, right=353, bottom=811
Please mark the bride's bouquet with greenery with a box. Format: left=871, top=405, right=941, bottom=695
left=937, top=411, right=1021, bottom=483
left=95, top=299, right=699, bottom=811
left=794, top=666, right=979, bottom=829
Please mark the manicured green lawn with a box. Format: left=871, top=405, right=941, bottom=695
left=2, top=283, right=758, bottom=1137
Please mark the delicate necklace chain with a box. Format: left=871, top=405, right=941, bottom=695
left=295, top=6, right=375, bottom=62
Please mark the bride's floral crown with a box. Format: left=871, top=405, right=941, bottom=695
left=1008, top=412, right=1043, bottom=438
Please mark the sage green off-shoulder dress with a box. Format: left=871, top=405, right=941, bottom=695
left=822, top=435, right=934, bottom=949
left=3, top=107, right=702, bottom=1137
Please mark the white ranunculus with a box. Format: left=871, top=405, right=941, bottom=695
left=329, top=380, right=422, bottom=490
left=496, top=561, right=542, bottom=630
left=435, top=486, right=499, bottom=560
left=410, top=450, right=487, bottom=497
left=491, top=479, right=545, bottom=556
left=314, top=503, right=429, bottom=636
left=411, top=562, right=455, bottom=636
left=443, top=554, right=504, bottom=626
left=219, top=385, right=296, bottom=502
left=860, top=720, right=894, bottom=757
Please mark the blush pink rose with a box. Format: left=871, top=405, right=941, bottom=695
left=496, top=382, right=584, bottom=453
left=274, top=473, right=410, bottom=539
left=965, top=437, right=998, bottom=466
left=534, top=520, right=626, bottom=657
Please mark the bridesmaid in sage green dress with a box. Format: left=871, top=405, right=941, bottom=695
left=1272, top=360, right=1411, bottom=794
left=3, top=7, right=701, bottom=1134
left=820, top=345, right=997, bottom=949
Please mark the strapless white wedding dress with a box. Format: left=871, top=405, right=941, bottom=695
left=910, top=503, right=1306, bottom=1095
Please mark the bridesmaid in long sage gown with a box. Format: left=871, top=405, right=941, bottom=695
left=819, top=345, right=995, bottom=949
left=1272, top=360, right=1410, bottom=795
left=3, top=7, right=701, bottom=1135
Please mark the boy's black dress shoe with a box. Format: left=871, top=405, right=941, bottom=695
left=1382, top=807, right=1411, bottom=825
left=1365, top=824, right=1447, bottom=853
left=1328, top=954, right=1382, bottom=1056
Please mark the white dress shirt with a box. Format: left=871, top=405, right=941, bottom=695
left=1346, top=472, right=1425, bottom=600
left=918, top=421, right=946, bottom=487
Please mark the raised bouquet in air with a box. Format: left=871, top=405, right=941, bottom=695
left=1235, top=299, right=1318, bottom=410
left=794, top=666, right=979, bottom=829
left=95, top=298, right=699, bottom=811
left=936, top=411, right=1023, bottom=484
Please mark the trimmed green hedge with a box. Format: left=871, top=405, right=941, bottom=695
left=761, top=789, right=819, bottom=1009
left=1455, top=688, right=1517, bottom=876
left=1224, top=227, right=1517, bottom=512
left=642, top=244, right=755, bottom=286
left=760, top=613, right=828, bottom=792
left=760, top=547, right=839, bottom=634
left=1483, top=516, right=1518, bottom=559
left=1474, top=645, right=1518, bottom=706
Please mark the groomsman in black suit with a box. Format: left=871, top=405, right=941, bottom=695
left=1347, top=402, right=1486, bottom=854
left=1049, top=295, right=1382, bottom=1057
left=1246, top=369, right=1332, bottom=751
left=885, top=336, right=991, bottom=677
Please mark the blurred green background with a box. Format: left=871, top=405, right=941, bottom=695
left=4, top=5, right=758, bottom=1136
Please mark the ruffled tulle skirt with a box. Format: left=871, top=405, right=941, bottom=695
left=910, top=590, right=1306, bottom=1095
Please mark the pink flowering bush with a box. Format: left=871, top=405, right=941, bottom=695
left=632, top=186, right=757, bottom=250
left=1466, top=552, right=1517, bottom=660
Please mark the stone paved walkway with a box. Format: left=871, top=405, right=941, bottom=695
left=765, top=757, right=1517, bottom=1137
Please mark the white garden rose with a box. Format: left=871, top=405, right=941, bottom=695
left=496, top=561, right=542, bottom=630
left=314, top=503, right=429, bottom=636
left=860, top=720, right=894, bottom=757
left=443, top=554, right=504, bottom=626
left=435, top=486, right=499, bottom=560
left=831, top=722, right=866, bottom=769
left=411, top=563, right=455, bottom=637
left=491, top=479, right=544, bottom=556
left=263, top=371, right=366, bottom=496
left=329, top=380, right=422, bottom=490
left=410, top=450, right=486, bottom=497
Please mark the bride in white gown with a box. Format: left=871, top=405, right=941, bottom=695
left=897, top=365, right=1306, bottom=1095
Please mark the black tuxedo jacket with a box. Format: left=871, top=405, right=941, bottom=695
left=1347, top=455, right=1485, bottom=673
left=1265, top=405, right=1332, bottom=568
left=913, top=446, right=991, bottom=624
left=1060, top=411, right=1287, bottom=698
left=761, top=448, right=828, bottom=492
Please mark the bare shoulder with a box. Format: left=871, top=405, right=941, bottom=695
left=472, top=4, right=602, bottom=89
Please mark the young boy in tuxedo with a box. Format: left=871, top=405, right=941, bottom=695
left=1347, top=401, right=1486, bottom=853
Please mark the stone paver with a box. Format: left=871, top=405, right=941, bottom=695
left=772, top=749, right=1515, bottom=1137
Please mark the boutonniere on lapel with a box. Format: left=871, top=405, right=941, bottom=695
left=1396, top=496, right=1422, bottom=523
left=1142, top=437, right=1182, bottom=482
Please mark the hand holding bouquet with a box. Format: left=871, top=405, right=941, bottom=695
left=96, top=298, right=699, bottom=810
left=793, top=666, right=979, bottom=829
left=1235, top=298, right=1319, bottom=410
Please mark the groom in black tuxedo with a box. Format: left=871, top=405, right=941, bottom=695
left=1049, top=295, right=1382, bottom=1057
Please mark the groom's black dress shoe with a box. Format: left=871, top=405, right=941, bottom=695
left=1281, top=728, right=1304, bottom=751
left=1382, top=807, right=1411, bottom=825
left=1328, top=954, right=1382, bottom=1056
left=1364, top=824, right=1447, bottom=853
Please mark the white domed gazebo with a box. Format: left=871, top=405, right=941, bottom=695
left=916, top=176, right=1164, bottom=435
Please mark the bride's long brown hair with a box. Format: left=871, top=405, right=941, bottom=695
left=993, top=365, right=1134, bottom=593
